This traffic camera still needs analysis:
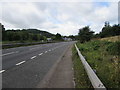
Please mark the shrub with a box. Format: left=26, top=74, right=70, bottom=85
left=106, top=42, right=120, bottom=56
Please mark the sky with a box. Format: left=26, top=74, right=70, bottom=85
left=0, top=0, right=119, bottom=36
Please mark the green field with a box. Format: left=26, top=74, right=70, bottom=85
left=73, top=40, right=120, bottom=88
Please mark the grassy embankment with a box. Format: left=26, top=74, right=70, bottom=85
left=72, top=36, right=120, bottom=88
left=72, top=45, right=92, bottom=88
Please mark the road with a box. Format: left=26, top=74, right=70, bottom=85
left=1, top=41, right=74, bottom=88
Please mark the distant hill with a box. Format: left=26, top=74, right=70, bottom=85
left=6, top=29, right=55, bottom=38
left=27, top=29, right=55, bottom=38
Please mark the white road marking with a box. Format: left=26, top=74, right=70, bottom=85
left=29, top=47, right=40, bottom=50
left=49, top=49, right=51, bottom=51
left=31, top=56, right=36, bottom=59
left=45, top=51, right=47, bottom=53
left=72, top=68, right=74, bottom=70
left=15, top=51, right=19, bottom=53
left=1, top=51, right=19, bottom=56
left=39, top=53, right=43, bottom=56
left=29, top=48, right=36, bottom=50
left=0, top=70, right=5, bottom=73
left=16, top=61, right=26, bottom=65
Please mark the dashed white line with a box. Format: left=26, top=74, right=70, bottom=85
left=0, top=70, right=5, bottom=73
left=51, top=49, right=54, bottom=51
left=16, top=61, right=26, bottom=66
left=15, top=51, right=19, bottom=53
left=45, top=51, right=48, bottom=53
left=31, top=56, right=37, bottom=59
left=39, top=53, right=43, bottom=56
left=48, top=49, right=51, bottom=51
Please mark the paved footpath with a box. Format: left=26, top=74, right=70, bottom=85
left=37, top=45, right=74, bottom=88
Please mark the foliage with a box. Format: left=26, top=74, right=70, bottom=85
left=78, top=26, right=94, bottom=43
left=106, top=41, right=120, bottom=56
left=2, top=28, right=54, bottom=42
left=96, top=22, right=120, bottom=38
left=53, top=33, right=63, bottom=41
left=72, top=46, right=92, bottom=88
left=76, top=40, right=120, bottom=88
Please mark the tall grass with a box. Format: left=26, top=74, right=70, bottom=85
left=76, top=40, right=120, bottom=88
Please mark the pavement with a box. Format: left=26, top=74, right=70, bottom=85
left=1, top=41, right=75, bottom=88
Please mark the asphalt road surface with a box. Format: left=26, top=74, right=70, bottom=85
left=1, top=41, right=75, bottom=88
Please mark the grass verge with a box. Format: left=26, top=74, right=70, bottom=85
left=72, top=45, right=93, bottom=88
left=76, top=40, right=120, bottom=88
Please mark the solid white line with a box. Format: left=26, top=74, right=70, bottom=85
left=16, top=61, right=26, bottom=65
left=31, top=56, right=36, bottom=59
left=29, top=48, right=36, bottom=50
left=0, top=70, right=5, bottom=73
left=1, top=52, right=15, bottom=56
left=1, top=51, right=19, bottom=57
left=29, top=47, right=39, bottom=50
left=39, top=53, right=43, bottom=56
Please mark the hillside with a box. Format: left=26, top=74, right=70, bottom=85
left=6, top=29, right=55, bottom=38
left=99, top=35, right=120, bottom=42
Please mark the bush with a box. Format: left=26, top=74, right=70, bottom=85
left=106, top=42, right=120, bottom=56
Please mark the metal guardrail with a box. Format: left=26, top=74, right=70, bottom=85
left=75, top=44, right=106, bottom=90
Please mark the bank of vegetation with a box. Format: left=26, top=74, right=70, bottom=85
left=72, top=22, right=120, bottom=88
left=75, top=40, right=120, bottom=88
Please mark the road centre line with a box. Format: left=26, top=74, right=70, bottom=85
left=39, top=53, right=43, bottom=56
left=16, top=61, right=26, bottom=66
left=45, top=51, right=47, bottom=53
left=48, top=49, right=51, bottom=51
left=0, top=70, right=5, bottom=73
left=31, top=56, right=37, bottom=59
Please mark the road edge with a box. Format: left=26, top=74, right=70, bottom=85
left=36, top=44, right=73, bottom=88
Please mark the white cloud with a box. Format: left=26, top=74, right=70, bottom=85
left=1, top=1, right=118, bottom=36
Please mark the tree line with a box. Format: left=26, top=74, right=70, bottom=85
left=2, top=29, right=47, bottom=42
left=1, top=21, right=120, bottom=43
left=2, top=24, right=64, bottom=42
left=78, top=22, right=120, bottom=43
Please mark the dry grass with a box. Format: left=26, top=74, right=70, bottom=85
left=99, top=36, right=120, bottom=42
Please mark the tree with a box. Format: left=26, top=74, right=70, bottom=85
left=6, top=31, right=14, bottom=41
left=112, top=24, right=120, bottom=36
left=68, top=35, right=75, bottom=40
left=99, top=22, right=120, bottom=38
left=2, top=24, right=6, bottom=40
left=55, top=33, right=63, bottom=41
left=78, top=26, right=94, bottom=43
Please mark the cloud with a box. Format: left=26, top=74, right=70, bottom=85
left=1, top=1, right=118, bottom=36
